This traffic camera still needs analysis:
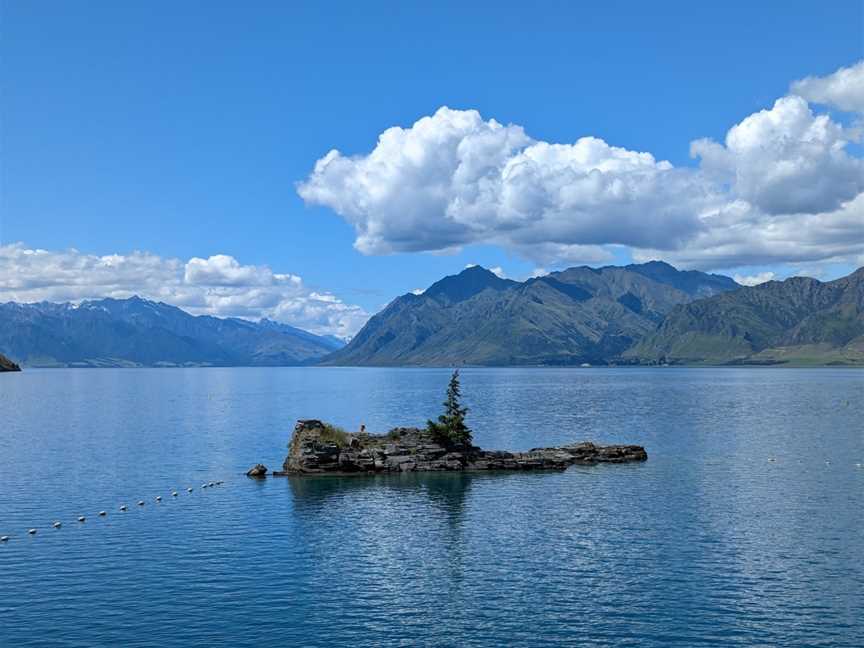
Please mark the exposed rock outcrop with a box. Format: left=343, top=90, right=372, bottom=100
left=276, top=419, right=647, bottom=476
left=0, top=352, right=21, bottom=372
left=246, top=463, right=268, bottom=478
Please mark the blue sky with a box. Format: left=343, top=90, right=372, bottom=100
left=1, top=1, right=863, bottom=335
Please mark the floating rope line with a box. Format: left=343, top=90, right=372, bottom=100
left=1, top=479, right=229, bottom=544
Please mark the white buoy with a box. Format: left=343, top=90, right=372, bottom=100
left=155, top=496, right=162, bottom=502
left=77, top=516, right=86, bottom=522
left=28, top=528, right=37, bottom=535
left=99, top=511, right=107, bottom=517
left=0, top=536, right=8, bottom=542
left=53, top=521, right=62, bottom=528
left=120, top=505, right=127, bottom=511
left=137, top=501, right=145, bottom=506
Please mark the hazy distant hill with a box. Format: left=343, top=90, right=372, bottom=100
left=0, top=351, right=20, bottom=372
left=321, top=261, right=739, bottom=366
left=628, top=267, right=864, bottom=365
left=0, top=296, right=343, bottom=368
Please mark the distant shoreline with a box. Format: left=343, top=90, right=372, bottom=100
left=11, top=362, right=864, bottom=370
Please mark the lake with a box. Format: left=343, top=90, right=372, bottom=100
left=1, top=367, right=862, bottom=647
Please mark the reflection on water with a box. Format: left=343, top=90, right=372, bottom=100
left=288, top=471, right=475, bottom=519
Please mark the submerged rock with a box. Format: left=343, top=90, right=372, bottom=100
left=276, top=420, right=647, bottom=476
left=246, top=463, right=268, bottom=478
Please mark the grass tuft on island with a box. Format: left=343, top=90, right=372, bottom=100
left=318, top=423, right=350, bottom=448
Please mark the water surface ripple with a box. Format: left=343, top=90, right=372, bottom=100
left=1, top=367, right=862, bottom=646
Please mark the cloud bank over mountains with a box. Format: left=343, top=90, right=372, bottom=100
left=298, top=62, right=864, bottom=273
left=0, top=244, right=368, bottom=338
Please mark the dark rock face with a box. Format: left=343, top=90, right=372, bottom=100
left=0, top=352, right=21, bottom=372
left=246, top=463, right=268, bottom=477
left=278, top=420, right=647, bottom=476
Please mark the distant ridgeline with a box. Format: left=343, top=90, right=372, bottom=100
left=3, top=263, right=862, bottom=369
left=0, top=296, right=343, bottom=368
left=322, top=262, right=864, bottom=367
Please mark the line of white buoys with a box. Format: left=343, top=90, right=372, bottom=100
left=2, top=478, right=229, bottom=544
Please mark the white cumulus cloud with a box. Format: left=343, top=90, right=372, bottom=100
left=0, top=244, right=368, bottom=338
left=691, top=95, right=863, bottom=215
left=733, top=271, right=776, bottom=286
left=791, top=60, right=864, bottom=113
left=298, top=62, right=864, bottom=273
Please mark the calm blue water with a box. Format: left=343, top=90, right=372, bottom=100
left=1, top=367, right=862, bottom=647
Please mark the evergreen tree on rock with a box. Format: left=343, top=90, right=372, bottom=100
left=427, top=370, right=472, bottom=447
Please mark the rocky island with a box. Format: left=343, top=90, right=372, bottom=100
left=248, top=372, right=646, bottom=478
left=255, top=419, right=647, bottom=476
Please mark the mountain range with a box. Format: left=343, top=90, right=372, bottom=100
left=629, top=268, right=864, bottom=365
left=0, top=296, right=343, bottom=368
left=322, top=261, right=740, bottom=366
left=3, top=263, right=861, bottom=369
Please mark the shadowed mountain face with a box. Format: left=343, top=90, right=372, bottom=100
left=624, top=261, right=739, bottom=297
left=628, top=268, right=864, bottom=365
left=321, top=263, right=740, bottom=366
left=0, top=296, right=343, bottom=368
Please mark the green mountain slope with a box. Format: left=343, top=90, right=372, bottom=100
left=322, top=262, right=739, bottom=366
left=627, top=267, right=864, bottom=365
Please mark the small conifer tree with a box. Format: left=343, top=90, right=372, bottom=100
left=427, top=369, right=472, bottom=447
